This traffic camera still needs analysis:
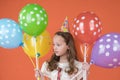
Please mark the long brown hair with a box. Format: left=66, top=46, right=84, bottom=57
left=47, top=31, right=78, bottom=75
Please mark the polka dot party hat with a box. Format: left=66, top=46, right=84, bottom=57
left=60, top=16, right=69, bottom=32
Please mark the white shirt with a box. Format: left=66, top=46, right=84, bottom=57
left=41, top=60, right=83, bottom=80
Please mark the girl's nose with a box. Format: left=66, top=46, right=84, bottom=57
left=53, top=46, right=57, bottom=50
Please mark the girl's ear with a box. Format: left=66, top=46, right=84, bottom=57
left=67, top=46, right=70, bottom=49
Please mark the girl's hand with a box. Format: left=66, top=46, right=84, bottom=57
left=35, top=69, right=45, bottom=80
left=34, top=69, right=42, bottom=78
left=82, top=62, right=90, bottom=71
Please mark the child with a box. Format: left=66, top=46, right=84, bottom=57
left=35, top=31, right=90, bottom=80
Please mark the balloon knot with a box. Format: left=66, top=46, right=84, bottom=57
left=36, top=53, right=40, bottom=57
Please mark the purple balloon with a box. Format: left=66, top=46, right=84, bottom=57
left=91, top=33, right=120, bottom=68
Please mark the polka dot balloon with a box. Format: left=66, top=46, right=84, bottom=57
left=19, top=4, right=48, bottom=37
left=91, top=33, right=120, bottom=68
left=0, top=18, right=23, bottom=48
left=72, top=11, right=102, bottom=44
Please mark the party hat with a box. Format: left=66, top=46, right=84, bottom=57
left=60, top=16, right=69, bottom=32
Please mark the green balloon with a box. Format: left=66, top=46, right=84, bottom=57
left=19, top=4, right=48, bottom=37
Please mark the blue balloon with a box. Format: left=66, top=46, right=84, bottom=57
left=0, top=18, right=23, bottom=48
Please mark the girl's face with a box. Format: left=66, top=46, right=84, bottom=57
left=53, top=35, right=69, bottom=57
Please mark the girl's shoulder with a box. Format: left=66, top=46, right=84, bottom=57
left=41, top=61, right=49, bottom=72
left=74, top=60, right=82, bottom=64
left=41, top=61, right=51, bottom=78
left=74, top=60, right=83, bottom=68
left=41, top=61, right=48, bottom=68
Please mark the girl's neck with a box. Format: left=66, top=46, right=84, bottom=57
left=59, top=54, right=68, bottom=63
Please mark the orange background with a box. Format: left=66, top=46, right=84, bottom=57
left=0, top=0, right=120, bottom=80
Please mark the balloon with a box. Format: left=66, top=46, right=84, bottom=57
left=0, top=18, right=23, bottom=48
left=75, top=39, right=93, bottom=62
left=22, top=30, right=52, bottom=58
left=19, top=4, right=48, bottom=36
left=91, top=33, right=120, bottom=68
left=71, top=11, right=102, bottom=44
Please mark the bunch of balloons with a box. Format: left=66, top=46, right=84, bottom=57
left=71, top=11, right=120, bottom=69
left=0, top=3, right=52, bottom=58
left=19, top=4, right=52, bottom=58
left=71, top=11, right=102, bottom=62
left=71, top=11, right=103, bottom=80
left=0, top=3, right=51, bottom=80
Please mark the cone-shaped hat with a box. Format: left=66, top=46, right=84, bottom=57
left=60, top=16, right=69, bottom=32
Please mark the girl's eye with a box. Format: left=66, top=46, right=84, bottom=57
left=52, top=44, right=60, bottom=46
left=57, top=44, right=60, bottom=46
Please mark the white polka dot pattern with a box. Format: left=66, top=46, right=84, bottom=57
left=91, top=33, right=120, bottom=68
left=72, top=11, right=102, bottom=44
left=0, top=18, right=23, bottom=48
left=20, top=6, right=47, bottom=26
left=19, top=4, right=48, bottom=36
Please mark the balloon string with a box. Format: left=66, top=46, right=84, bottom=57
left=70, top=70, right=82, bottom=80
left=80, top=45, right=84, bottom=55
left=80, top=44, right=88, bottom=57
left=33, top=37, right=42, bottom=80
left=22, top=45, right=36, bottom=68
left=83, top=43, right=88, bottom=80
left=34, top=37, right=38, bottom=69
left=84, top=43, right=88, bottom=62
left=28, top=54, right=36, bottom=68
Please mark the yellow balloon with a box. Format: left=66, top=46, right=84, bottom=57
left=23, top=30, right=52, bottom=58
